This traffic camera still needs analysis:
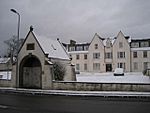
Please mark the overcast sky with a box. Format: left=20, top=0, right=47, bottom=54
left=0, top=0, right=150, bottom=55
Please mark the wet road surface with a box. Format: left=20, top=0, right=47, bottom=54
left=0, top=93, right=150, bottom=113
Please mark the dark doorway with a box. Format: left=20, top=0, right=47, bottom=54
left=19, top=55, right=42, bottom=89
left=106, top=64, right=112, bottom=72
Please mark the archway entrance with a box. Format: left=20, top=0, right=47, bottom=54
left=19, top=55, right=42, bottom=89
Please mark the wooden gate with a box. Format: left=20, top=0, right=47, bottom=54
left=19, top=56, right=42, bottom=89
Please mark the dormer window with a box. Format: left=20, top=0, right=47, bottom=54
left=27, top=43, right=35, bottom=50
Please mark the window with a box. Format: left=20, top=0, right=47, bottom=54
left=84, top=45, right=89, bottom=51
left=84, top=63, right=87, bottom=71
left=95, top=44, right=98, bottom=49
left=93, top=63, right=100, bottom=70
left=27, top=43, right=35, bottom=50
left=143, top=51, right=147, bottom=58
left=70, top=47, right=75, bottom=51
left=76, top=54, right=79, bottom=60
left=76, top=64, right=80, bottom=70
left=133, top=62, right=138, bottom=70
left=84, top=54, right=87, bottom=59
left=141, top=41, right=149, bottom=47
left=133, top=52, right=137, bottom=58
left=93, top=53, right=100, bottom=59
left=143, top=62, right=148, bottom=69
left=117, top=62, right=125, bottom=69
left=119, top=42, right=123, bottom=48
left=117, top=52, right=125, bottom=58
left=131, top=42, right=139, bottom=48
left=0, top=75, right=3, bottom=79
left=105, top=52, right=112, bottom=59
left=76, top=46, right=83, bottom=51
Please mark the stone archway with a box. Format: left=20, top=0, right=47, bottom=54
left=19, top=55, right=42, bottom=89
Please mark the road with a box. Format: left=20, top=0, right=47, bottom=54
left=0, top=93, right=150, bottom=113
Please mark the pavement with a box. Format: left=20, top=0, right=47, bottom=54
left=0, top=87, right=150, bottom=98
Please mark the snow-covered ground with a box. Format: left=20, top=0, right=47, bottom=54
left=0, top=71, right=11, bottom=80
left=76, top=72, right=150, bottom=83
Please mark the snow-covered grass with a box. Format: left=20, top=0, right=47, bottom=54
left=76, top=72, right=150, bottom=83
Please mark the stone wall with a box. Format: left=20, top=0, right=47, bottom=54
left=0, top=80, right=13, bottom=87
left=53, top=81, right=150, bottom=92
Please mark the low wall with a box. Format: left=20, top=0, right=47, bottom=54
left=53, top=81, right=150, bottom=92
left=0, top=80, right=13, bottom=87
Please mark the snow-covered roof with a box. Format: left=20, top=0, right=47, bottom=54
left=132, top=37, right=150, bottom=40
left=103, top=38, right=116, bottom=47
left=34, top=33, right=70, bottom=60
left=68, top=51, right=89, bottom=54
left=0, top=58, right=10, bottom=64
left=131, top=47, right=150, bottom=51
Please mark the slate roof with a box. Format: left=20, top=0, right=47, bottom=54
left=33, top=32, right=70, bottom=60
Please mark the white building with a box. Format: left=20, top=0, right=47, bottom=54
left=64, top=31, right=150, bottom=73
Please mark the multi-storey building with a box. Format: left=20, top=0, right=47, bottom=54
left=63, top=31, right=150, bottom=72
left=131, top=38, right=150, bottom=72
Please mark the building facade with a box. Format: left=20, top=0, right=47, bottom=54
left=64, top=31, right=150, bottom=72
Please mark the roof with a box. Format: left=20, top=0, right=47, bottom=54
left=68, top=51, right=89, bottom=54
left=34, top=33, right=70, bottom=60
left=0, top=57, right=15, bottom=64
left=103, top=38, right=116, bottom=47
left=131, top=38, right=150, bottom=42
left=131, top=47, right=150, bottom=51
left=0, top=58, right=10, bottom=64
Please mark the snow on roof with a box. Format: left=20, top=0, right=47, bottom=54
left=131, top=47, right=150, bottom=51
left=103, top=39, right=107, bottom=46
left=103, top=38, right=116, bottom=47
left=34, top=33, right=70, bottom=60
left=68, top=51, right=88, bottom=54
left=0, top=58, right=10, bottom=64
left=132, top=37, right=150, bottom=40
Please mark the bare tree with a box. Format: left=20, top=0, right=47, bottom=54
left=4, top=35, right=24, bottom=57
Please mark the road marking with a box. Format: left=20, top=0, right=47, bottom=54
left=0, top=105, right=8, bottom=109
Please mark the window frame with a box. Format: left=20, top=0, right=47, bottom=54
left=26, top=43, right=35, bottom=50
left=93, top=53, right=100, bottom=59
left=76, top=54, right=80, bottom=60
left=143, top=51, right=147, bottom=58
left=93, top=63, right=100, bottom=70
left=94, top=44, right=98, bottom=49
left=133, top=52, right=137, bottom=58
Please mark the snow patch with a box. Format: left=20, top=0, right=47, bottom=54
left=76, top=72, right=150, bottom=83
left=0, top=71, right=11, bottom=80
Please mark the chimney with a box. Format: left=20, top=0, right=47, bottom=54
left=30, top=25, right=33, bottom=31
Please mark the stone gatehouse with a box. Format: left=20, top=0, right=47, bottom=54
left=11, top=26, right=76, bottom=89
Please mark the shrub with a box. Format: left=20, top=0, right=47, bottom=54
left=53, top=62, right=65, bottom=81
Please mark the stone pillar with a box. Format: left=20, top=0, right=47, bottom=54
left=42, top=64, right=53, bottom=89
left=11, top=64, right=17, bottom=87
left=64, top=64, right=76, bottom=81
